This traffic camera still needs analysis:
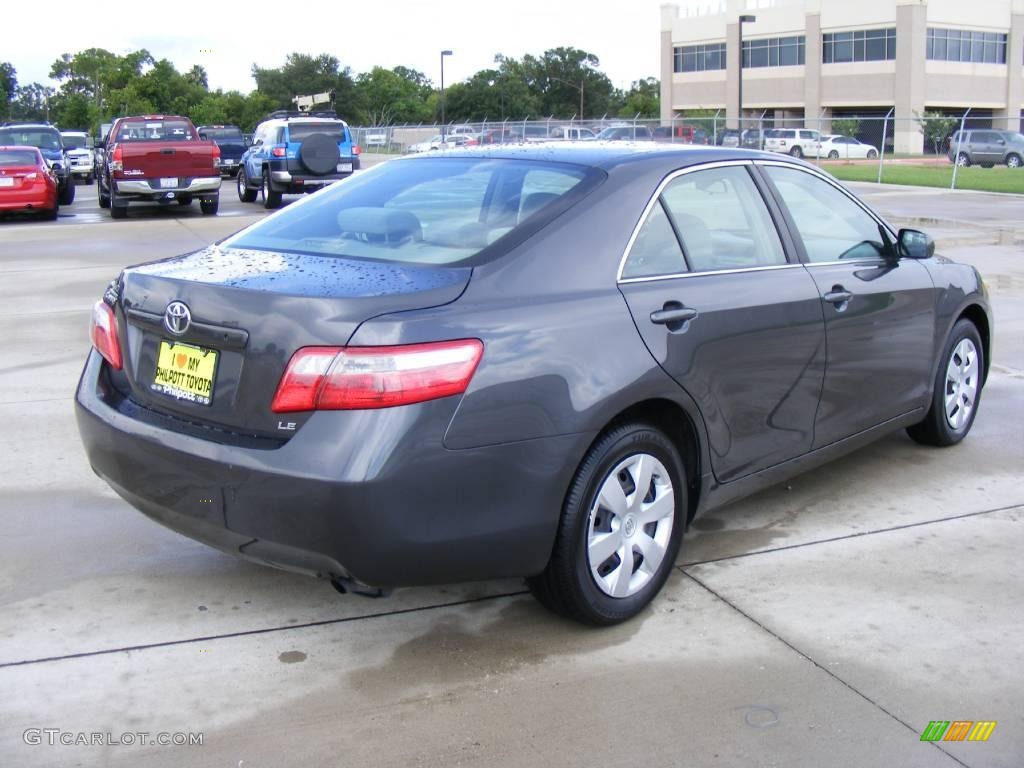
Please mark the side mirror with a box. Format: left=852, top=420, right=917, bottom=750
left=897, top=228, right=935, bottom=260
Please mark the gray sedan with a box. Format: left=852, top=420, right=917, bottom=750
left=76, top=144, right=992, bottom=625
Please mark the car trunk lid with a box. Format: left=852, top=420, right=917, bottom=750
left=114, top=246, right=471, bottom=437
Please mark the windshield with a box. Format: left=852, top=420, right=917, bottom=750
left=200, top=127, right=244, bottom=143
left=0, top=128, right=61, bottom=150
left=61, top=135, right=88, bottom=149
left=0, top=149, right=41, bottom=166
left=114, top=120, right=195, bottom=142
left=288, top=122, right=348, bottom=142
left=225, top=157, right=598, bottom=265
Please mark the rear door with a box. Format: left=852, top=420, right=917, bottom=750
left=759, top=163, right=936, bottom=447
left=618, top=162, right=826, bottom=483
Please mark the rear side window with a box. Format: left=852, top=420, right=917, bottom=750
left=288, top=122, right=348, bottom=142
left=225, top=157, right=597, bottom=265
left=764, top=165, right=889, bottom=263
left=621, top=201, right=687, bottom=279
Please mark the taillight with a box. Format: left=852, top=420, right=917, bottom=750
left=211, top=143, right=221, bottom=167
left=110, top=145, right=123, bottom=172
left=352, top=144, right=362, bottom=155
left=271, top=339, right=483, bottom=413
left=90, top=301, right=122, bottom=370
left=271, top=146, right=286, bottom=157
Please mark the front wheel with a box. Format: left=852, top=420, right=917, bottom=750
left=237, top=168, right=258, bottom=203
left=828, top=150, right=839, bottom=160
left=907, top=319, right=984, bottom=447
left=867, top=149, right=878, bottom=159
left=1005, top=153, right=1021, bottom=168
left=97, top=178, right=110, bottom=209
left=528, top=422, right=686, bottom=625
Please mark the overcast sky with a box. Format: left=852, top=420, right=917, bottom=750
left=5, top=0, right=669, bottom=93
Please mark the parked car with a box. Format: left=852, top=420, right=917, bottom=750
left=0, top=123, right=75, bottom=205
left=741, top=129, right=764, bottom=150
left=76, top=145, right=991, bottom=625
left=948, top=130, right=1024, bottom=168
left=96, top=115, right=221, bottom=218
left=365, top=130, right=388, bottom=147
left=818, top=135, right=879, bottom=160
left=653, top=124, right=707, bottom=144
left=0, top=145, right=59, bottom=219
left=60, top=130, right=95, bottom=184
left=448, top=125, right=477, bottom=137
left=407, top=135, right=464, bottom=153
left=547, top=126, right=596, bottom=141
left=237, top=112, right=361, bottom=209
left=197, top=125, right=247, bottom=178
left=521, top=125, right=552, bottom=143
left=475, top=128, right=520, bottom=145
left=764, top=128, right=822, bottom=158
left=594, top=125, right=653, bottom=141
left=717, top=129, right=741, bottom=147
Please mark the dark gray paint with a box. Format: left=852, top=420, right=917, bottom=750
left=76, top=145, right=993, bottom=588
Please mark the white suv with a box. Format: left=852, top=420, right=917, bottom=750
left=764, top=128, right=821, bottom=158
left=60, top=130, right=95, bottom=184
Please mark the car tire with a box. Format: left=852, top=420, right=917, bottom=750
left=867, top=150, right=878, bottom=159
left=109, top=187, right=127, bottom=219
left=956, top=153, right=971, bottom=167
left=907, top=319, right=984, bottom=447
left=790, top=146, right=803, bottom=158
left=262, top=168, right=282, bottom=210
left=200, top=198, right=219, bottom=215
left=85, top=173, right=94, bottom=185
left=42, top=201, right=59, bottom=221
left=237, top=168, right=258, bottom=203
left=828, top=150, right=839, bottom=160
left=527, top=422, right=686, bottom=625
left=1005, top=153, right=1021, bottom=168
left=59, top=180, right=75, bottom=206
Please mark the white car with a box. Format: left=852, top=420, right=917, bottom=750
left=365, top=130, right=387, bottom=147
left=819, top=135, right=879, bottom=160
left=60, top=130, right=95, bottom=184
left=406, top=135, right=466, bottom=153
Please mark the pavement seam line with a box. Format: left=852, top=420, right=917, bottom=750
left=681, top=502, right=1023, bottom=567
left=680, top=571, right=971, bottom=768
left=0, top=590, right=530, bottom=670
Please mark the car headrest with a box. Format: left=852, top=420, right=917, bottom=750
left=336, top=207, right=422, bottom=246
left=672, top=212, right=713, bottom=269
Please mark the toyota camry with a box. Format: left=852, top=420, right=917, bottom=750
left=76, top=144, right=992, bottom=625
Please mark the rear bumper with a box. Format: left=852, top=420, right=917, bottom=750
left=0, top=187, right=56, bottom=210
left=116, top=177, right=221, bottom=197
left=75, top=350, right=583, bottom=588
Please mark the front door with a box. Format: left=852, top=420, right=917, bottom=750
left=618, top=163, right=826, bottom=483
left=760, top=164, right=937, bottom=448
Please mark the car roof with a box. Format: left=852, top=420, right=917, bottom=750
left=414, top=142, right=794, bottom=171
left=0, top=145, right=44, bottom=155
left=0, top=123, right=58, bottom=130
left=264, top=117, right=349, bottom=127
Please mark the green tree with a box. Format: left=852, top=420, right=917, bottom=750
left=9, top=83, right=55, bottom=122
left=0, top=62, right=16, bottom=119
left=252, top=53, right=357, bottom=114
left=354, top=66, right=434, bottom=125
left=618, top=78, right=659, bottom=119
left=520, top=47, right=617, bottom=118
left=916, top=110, right=959, bottom=154
left=831, top=117, right=860, bottom=138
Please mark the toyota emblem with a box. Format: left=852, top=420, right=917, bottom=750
left=164, top=301, right=191, bottom=336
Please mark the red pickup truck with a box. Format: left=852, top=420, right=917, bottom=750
left=97, top=115, right=221, bottom=219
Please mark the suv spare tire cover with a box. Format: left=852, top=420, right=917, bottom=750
left=299, top=133, right=341, bottom=175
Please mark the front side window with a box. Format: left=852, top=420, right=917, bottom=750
left=764, top=166, right=890, bottom=263
left=226, top=158, right=598, bottom=265
left=659, top=166, right=786, bottom=273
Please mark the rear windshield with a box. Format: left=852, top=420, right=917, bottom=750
left=0, top=128, right=61, bottom=150
left=61, top=134, right=88, bottom=149
left=288, top=122, right=348, bottom=142
left=0, top=149, right=40, bottom=165
left=200, top=127, right=244, bottom=143
left=225, top=157, right=599, bottom=265
left=114, top=120, right=195, bottom=142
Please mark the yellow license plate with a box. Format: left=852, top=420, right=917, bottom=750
left=152, top=341, right=218, bottom=405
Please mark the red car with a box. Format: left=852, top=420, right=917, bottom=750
left=0, top=146, right=59, bottom=219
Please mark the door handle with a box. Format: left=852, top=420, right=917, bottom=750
left=823, top=287, right=852, bottom=305
left=650, top=305, right=698, bottom=326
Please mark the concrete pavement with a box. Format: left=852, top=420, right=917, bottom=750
left=0, top=176, right=1021, bottom=767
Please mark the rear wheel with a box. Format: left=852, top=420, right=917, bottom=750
left=262, top=168, right=282, bottom=210
left=867, top=149, right=878, bottom=159
left=527, top=422, right=686, bottom=625
left=828, top=150, right=839, bottom=160
left=98, top=177, right=110, bottom=209
left=237, top=168, right=258, bottom=203
left=200, top=197, right=219, bottom=215
left=109, top=187, right=127, bottom=219
left=790, top=146, right=803, bottom=158
left=1006, top=153, right=1022, bottom=168
left=59, top=179, right=75, bottom=206
left=907, top=319, right=984, bottom=447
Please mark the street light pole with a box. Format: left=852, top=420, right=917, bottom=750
left=738, top=14, right=755, bottom=133
left=440, top=49, right=453, bottom=139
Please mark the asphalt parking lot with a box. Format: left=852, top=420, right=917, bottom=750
left=1, top=170, right=1022, bottom=767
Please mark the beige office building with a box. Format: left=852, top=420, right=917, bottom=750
left=660, top=0, right=1024, bottom=153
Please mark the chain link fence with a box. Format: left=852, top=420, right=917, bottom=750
left=347, top=111, right=1023, bottom=191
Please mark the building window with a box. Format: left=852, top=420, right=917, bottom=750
left=674, top=43, right=727, bottom=73
left=741, top=36, right=805, bottom=68
left=927, top=28, right=1007, bottom=64
left=823, top=28, right=896, bottom=63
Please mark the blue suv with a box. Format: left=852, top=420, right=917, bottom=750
left=0, top=122, right=76, bottom=205
left=237, top=111, right=360, bottom=209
